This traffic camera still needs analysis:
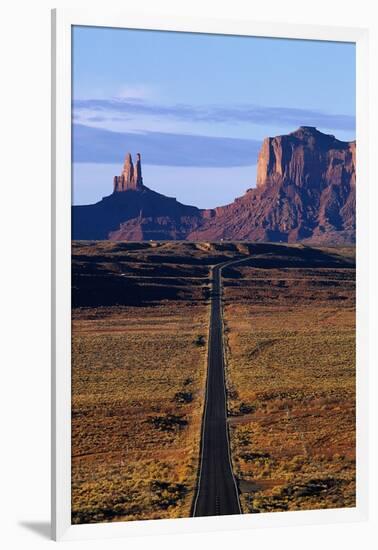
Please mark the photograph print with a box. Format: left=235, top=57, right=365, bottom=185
left=71, top=26, right=356, bottom=524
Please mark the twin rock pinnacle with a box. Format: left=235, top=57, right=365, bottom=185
left=113, top=153, right=143, bottom=192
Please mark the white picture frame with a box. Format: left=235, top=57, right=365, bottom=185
left=51, top=8, right=369, bottom=541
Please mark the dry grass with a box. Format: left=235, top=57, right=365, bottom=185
left=72, top=303, right=209, bottom=523
left=223, top=256, right=356, bottom=513
left=71, top=239, right=220, bottom=523
left=72, top=241, right=356, bottom=521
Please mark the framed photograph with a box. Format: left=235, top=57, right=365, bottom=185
left=52, top=8, right=369, bottom=541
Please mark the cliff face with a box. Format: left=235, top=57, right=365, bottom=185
left=257, top=126, right=355, bottom=190
left=72, top=129, right=356, bottom=244
left=188, top=127, right=356, bottom=243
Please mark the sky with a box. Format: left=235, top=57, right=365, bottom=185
left=72, top=26, right=356, bottom=208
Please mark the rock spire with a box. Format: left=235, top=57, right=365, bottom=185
left=113, top=152, right=143, bottom=192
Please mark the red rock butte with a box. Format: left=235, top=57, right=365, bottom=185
left=73, top=127, right=356, bottom=245
left=113, top=152, right=143, bottom=192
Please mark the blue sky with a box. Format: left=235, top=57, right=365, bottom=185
left=72, top=26, right=355, bottom=208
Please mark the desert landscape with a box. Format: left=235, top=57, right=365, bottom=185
left=71, top=241, right=355, bottom=522
left=71, top=241, right=212, bottom=523
left=70, top=24, right=357, bottom=525
left=223, top=245, right=356, bottom=512
left=73, top=127, right=356, bottom=245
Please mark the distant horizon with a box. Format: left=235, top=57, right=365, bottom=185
left=73, top=161, right=257, bottom=209
left=72, top=26, right=356, bottom=208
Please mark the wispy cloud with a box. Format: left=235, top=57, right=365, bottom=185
left=73, top=124, right=260, bottom=167
left=73, top=98, right=355, bottom=168
left=73, top=98, right=355, bottom=132
left=116, top=84, right=155, bottom=100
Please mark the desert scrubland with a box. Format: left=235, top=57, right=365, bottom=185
left=223, top=246, right=356, bottom=512
left=72, top=242, right=213, bottom=523
left=71, top=241, right=249, bottom=523
left=71, top=241, right=355, bottom=521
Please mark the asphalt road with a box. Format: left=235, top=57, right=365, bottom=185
left=192, top=258, right=244, bottom=517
